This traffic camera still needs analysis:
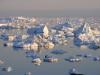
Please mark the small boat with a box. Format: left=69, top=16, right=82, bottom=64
left=44, top=55, right=58, bottom=63
left=69, top=68, right=84, bottom=75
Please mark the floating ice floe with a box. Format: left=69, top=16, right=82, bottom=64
left=93, top=56, right=100, bottom=61
left=31, top=55, right=42, bottom=66
left=83, top=54, right=92, bottom=58
left=65, top=56, right=82, bottom=62
left=0, top=60, right=4, bottom=64
left=74, top=22, right=100, bottom=49
left=69, top=68, right=84, bottom=75
left=25, top=72, right=32, bottom=75
left=44, top=55, right=58, bottom=63
left=76, top=53, right=92, bottom=58
left=32, top=58, right=42, bottom=66
left=2, top=66, right=12, bottom=72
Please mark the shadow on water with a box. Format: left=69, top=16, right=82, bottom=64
left=27, top=27, right=43, bottom=35
left=51, top=49, right=67, bottom=55
left=73, top=37, right=100, bottom=50
left=73, top=38, right=82, bottom=47
left=88, top=42, right=100, bottom=50
left=12, top=47, right=23, bottom=51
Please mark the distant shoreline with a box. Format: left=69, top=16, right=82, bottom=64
left=0, top=9, right=100, bottom=17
